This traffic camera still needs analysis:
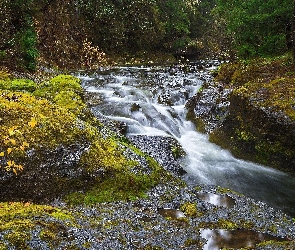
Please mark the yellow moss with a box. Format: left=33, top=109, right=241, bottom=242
left=0, top=202, right=75, bottom=248
left=199, top=218, right=238, bottom=229
left=4, top=231, right=30, bottom=249
left=0, top=90, right=84, bottom=174
left=0, top=74, right=167, bottom=203
left=0, top=70, right=10, bottom=80
left=180, top=202, right=202, bottom=217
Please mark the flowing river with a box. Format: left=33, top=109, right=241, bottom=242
left=78, top=62, right=295, bottom=217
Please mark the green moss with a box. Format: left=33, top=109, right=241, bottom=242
left=180, top=202, right=202, bottom=217
left=142, top=245, right=164, bottom=250
left=33, top=74, right=86, bottom=117
left=0, top=70, right=10, bottom=80
left=0, top=241, right=7, bottom=250
left=0, top=202, right=75, bottom=248
left=34, top=75, right=82, bottom=98
left=40, top=229, right=56, bottom=242
left=65, top=134, right=181, bottom=205
left=4, top=231, right=30, bottom=249
left=213, top=56, right=295, bottom=171
left=66, top=143, right=165, bottom=205
left=82, top=242, right=92, bottom=248
left=0, top=79, right=37, bottom=92
left=184, top=238, right=201, bottom=247
left=199, top=218, right=238, bottom=229
left=0, top=89, right=86, bottom=174
left=0, top=202, right=73, bottom=231
left=216, top=186, right=241, bottom=196
left=257, top=240, right=295, bottom=248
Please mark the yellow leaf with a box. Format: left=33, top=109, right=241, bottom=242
left=8, top=127, right=15, bottom=136
left=7, top=160, right=14, bottom=166
left=16, top=164, right=23, bottom=171
left=13, top=169, right=17, bottom=175
left=20, top=146, right=25, bottom=151
left=7, top=148, right=13, bottom=154
left=0, top=152, right=4, bottom=156
left=4, top=139, right=9, bottom=145
left=14, top=129, right=22, bottom=135
left=28, top=118, right=37, bottom=128
left=9, top=139, right=16, bottom=145
left=23, top=142, right=29, bottom=147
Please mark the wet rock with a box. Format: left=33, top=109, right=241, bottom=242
left=186, top=80, right=231, bottom=133
left=0, top=142, right=95, bottom=202
left=186, top=70, right=295, bottom=173
left=127, top=135, right=186, bottom=177
left=130, top=103, right=141, bottom=112
left=210, top=93, right=295, bottom=173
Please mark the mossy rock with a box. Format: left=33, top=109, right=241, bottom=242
left=0, top=201, right=75, bottom=249
left=0, top=75, right=166, bottom=203
left=0, top=79, right=37, bottom=92
left=209, top=56, right=295, bottom=173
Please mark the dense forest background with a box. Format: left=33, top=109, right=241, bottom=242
left=0, top=0, right=294, bottom=71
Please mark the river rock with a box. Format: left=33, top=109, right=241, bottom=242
left=186, top=62, right=295, bottom=173
left=127, top=135, right=186, bottom=176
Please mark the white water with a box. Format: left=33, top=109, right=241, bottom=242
left=78, top=65, right=295, bottom=217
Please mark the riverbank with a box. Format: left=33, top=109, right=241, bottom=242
left=186, top=54, right=295, bottom=174
left=1, top=63, right=295, bottom=249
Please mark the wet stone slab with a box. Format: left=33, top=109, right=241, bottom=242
left=196, top=192, right=235, bottom=208
left=158, top=208, right=186, bottom=219
left=200, top=228, right=288, bottom=250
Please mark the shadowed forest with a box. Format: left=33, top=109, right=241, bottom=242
left=0, top=0, right=294, bottom=71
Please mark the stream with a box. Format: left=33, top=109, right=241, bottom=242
left=78, top=62, right=295, bottom=217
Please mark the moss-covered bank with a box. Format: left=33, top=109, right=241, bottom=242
left=0, top=72, right=172, bottom=202
left=208, top=55, right=295, bottom=172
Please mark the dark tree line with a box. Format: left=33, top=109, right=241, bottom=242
left=0, top=0, right=294, bottom=71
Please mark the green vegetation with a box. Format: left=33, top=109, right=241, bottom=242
left=211, top=55, right=295, bottom=171
left=199, top=218, right=238, bottom=230
left=0, top=74, right=168, bottom=202
left=65, top=140, right=174, bottom=205
left=1, top=0, right=295, bottom=69
left=180, top=202, right=203, bottom=217
left=0, top=201, right=74, bottom=249
left=215, top=0, right=293, bottom=58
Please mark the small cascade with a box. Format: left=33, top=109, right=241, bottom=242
left=78, top=63, right=295, bottom=217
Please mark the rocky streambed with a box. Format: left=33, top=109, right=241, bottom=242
left=2, top=132, right=295, bottom=249
left=1, top=62, right=295, bottom=249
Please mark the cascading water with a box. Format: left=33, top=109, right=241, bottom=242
left=78, top=63, right=295, bottom=217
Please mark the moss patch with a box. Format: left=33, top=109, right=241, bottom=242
left=0, top=74, right=166, bottom=202
left=65, top=141, right=171, bottom=205
left=0, top=202, right=74, bottom=249
left=210, top=55, right=295, bottom=172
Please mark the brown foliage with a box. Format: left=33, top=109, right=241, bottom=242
left=35, top=1, right=107, bottom=69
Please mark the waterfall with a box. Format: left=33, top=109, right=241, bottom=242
left=78, top=63, right=295, bottom=217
